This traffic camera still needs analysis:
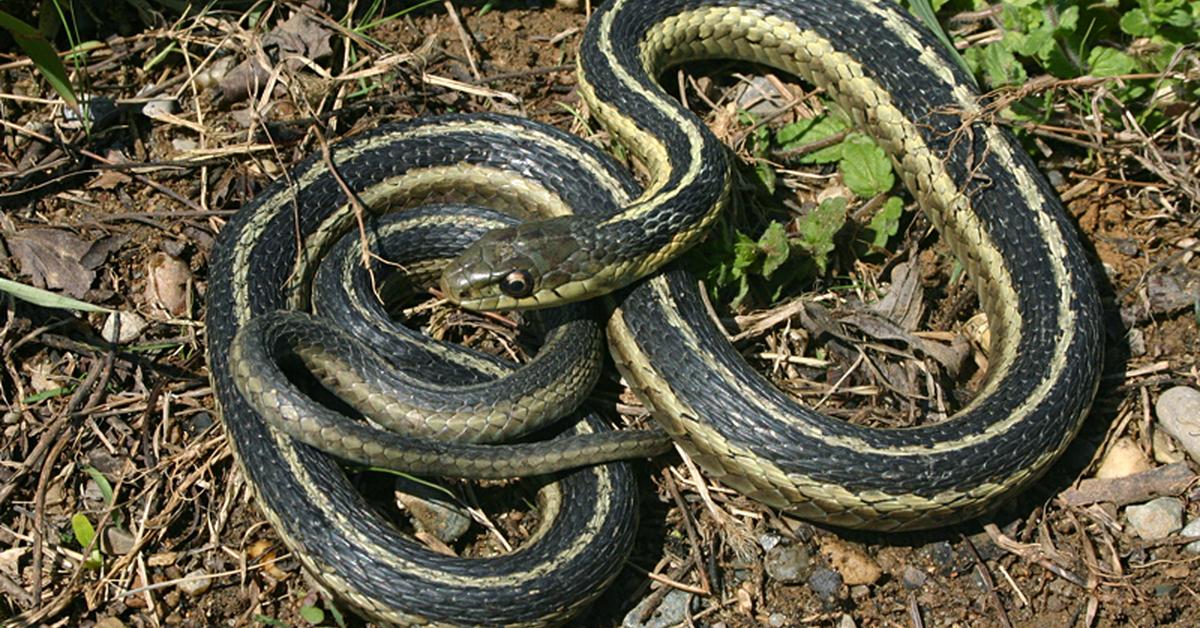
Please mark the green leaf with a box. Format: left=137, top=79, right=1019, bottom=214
left=754, top=160, right=777, bottom=194
left=83, top=465, right=122, bottom=528
left=327, top=602, right=347, bottom=627
left=1013, top=26, right=1054, bottom=59
left=71, top=513, right=95, bottom=548
left=1056, top=5, right=1079, bottom=32
left=840, top=139, right=894, bottom=198
left=0, top=10, right=77, bottom=109
left=253, top=616, right=288, bottom=627
left=1164, top=9, right=1193, bottom=28
left=972, top=40, right=1027, bottom=87
left=0, top=277, right=113, bottom=313
left=22, top=385, right=76, bottom=404
left=758, top=221, right=790, bottom=279
left=796, top=197, right=848, bottom=273
left=866, top=196, right=904, bottom=249
left=299, top=604, right=326, bottom=625
left=83, top=466, right=114, bottom=504
left=1088, top=46, right=1137, bottom=77
left=70, top=513, right=103, bottom=569
left=731, top=232, right=760, bottom=276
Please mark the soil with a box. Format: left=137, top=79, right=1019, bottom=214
left=1, top=2, right=1198, bottom=627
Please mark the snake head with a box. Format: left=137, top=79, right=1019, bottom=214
left=441, top=216, right=601, bottom=311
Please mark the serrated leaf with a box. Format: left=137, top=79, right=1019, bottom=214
left=1013, top=26, right=1054, bottom=59
left=1056, top=5, right=1079, bottom=32
left=758, top=221, right=789, bottom=279
left=796, top=197, right=847, bottom=273
left=731, top=232, right=759, bottom=276
left=974, top=40, right=1027, bottom=87
left=1088, top=47, right=1137, bottom=77
left=840, top=139, right=894, bottom=198
left=867, top=196, right=904, bottom=249
left=755, top=160, right=776, bottom=194
left=1164, top=9, right=1192, bottom=28
left=299, top=605, right=325, bottom=625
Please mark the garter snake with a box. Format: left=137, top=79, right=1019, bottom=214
left=206, top=0, right=1103, bottom=625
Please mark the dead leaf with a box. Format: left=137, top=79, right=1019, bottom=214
left=145, top=252, right=192, bottom=318
left=218, top=12, right=334, bottom=105
left=871, top=261, right=923, bottom=330
left=87, top=169, right=133, bottom=190
left=4, top=228, right=96, bottom=297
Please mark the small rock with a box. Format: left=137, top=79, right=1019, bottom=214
left=1125, top=497, right=1184, bottom=540
left=172, top=138, right=198, bottom=152
left=759, top=533, right=782, bottom=552
left=849, top=585, right=870, bottom=600
left=820, top=539, right=882, bottom=586
left=176, top=569, right=211, bottom=597
left=838, top=615, right=857, bottom=628
left=1156, top=387, right=1200, bottom=464
left=902, top=565, right=927, bottom=590
left=807, top=567, right=843, bottom=601
left=920, top=541, right=954, bottom=571
left=1094, top=437, right=1152, bottom=479
left=93, top=618, right=126, bottom=628
left=768, top=613, right=787, bottom=627
left=105, top=527, right=137, bottom=555
left=623, top=588, right=691, bottom=628
left=1181, top=519, right=1200, bottom=554
left=1153, top=583, right=1178, bottom=597
left=88, top=448, right=125, bottom=475
left=764, top=544, right=811, bottom=584
left=100, top=311, right=147, bottom=344
left=1152, top=429, right=1184, bottom=464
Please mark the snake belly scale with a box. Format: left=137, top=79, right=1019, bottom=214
left=206, top=0, right=1102, bottom=625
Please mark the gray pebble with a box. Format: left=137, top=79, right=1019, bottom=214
left=902, top=565, right=927, bottom=590
left=765, top=544, right=812, bottom=584
left=1182, top=519, right=1200, bottom=554
left=105, top=527, right=137, bottom=555
left=920, top=541, right=955, bottom=575
left=807, top=567, right=843, bottom=601
left=768, top=612, right=788, bottom=627
left=1156, top=386, right=1200, bottom=464
left=176, top=569, right=211, bottom=597
left=838, top=615, right=857, bottom=628
left=759, top=533, right=782, bottom=552
left=623, top=589, right=692, bottom=628
left=1125, top=497, right=1184, bottom=540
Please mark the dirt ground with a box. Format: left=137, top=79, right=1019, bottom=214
left=2, top=1, right=1199, bottom=627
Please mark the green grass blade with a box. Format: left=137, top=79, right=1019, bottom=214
left=0, top=10, right=78, bottom=109
left=905, top=0, right=978, bottom=89
left=0, top=277, right=113, bottom=313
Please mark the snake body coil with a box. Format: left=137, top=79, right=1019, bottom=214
left=207, top=0, right=1102, bottom=624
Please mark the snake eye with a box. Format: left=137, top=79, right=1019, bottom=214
left=499, top=269, right=534, bottom=298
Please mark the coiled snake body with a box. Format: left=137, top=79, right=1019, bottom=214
left=206, top=0, right=1102, bottom=624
